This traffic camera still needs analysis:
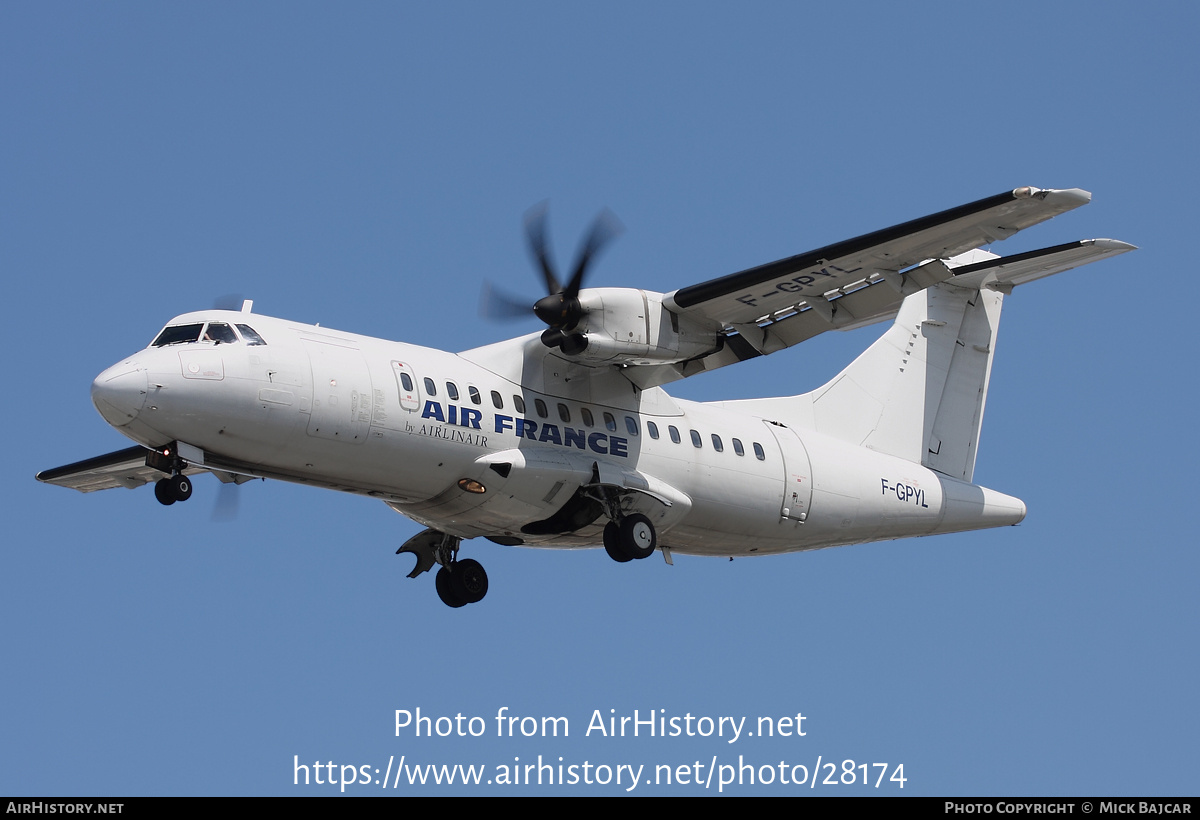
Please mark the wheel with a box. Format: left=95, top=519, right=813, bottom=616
left=619, top=513, right=656, bottom=559
left=452, top=559, right=488, bottom=604
left=154, top=478, right=176, bottom=506
left=435, top=566, right=467, bottom=608
left=603, top=521, right=632, bottom=563
left=170, top=475, right=193, bottom=502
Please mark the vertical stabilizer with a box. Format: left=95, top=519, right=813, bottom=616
left=792, top=282, right=1002, bottom=482
left=918, top=285, right=1003, bottom=481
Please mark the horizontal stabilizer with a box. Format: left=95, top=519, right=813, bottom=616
left=947, top=239, right=1136, bottom=292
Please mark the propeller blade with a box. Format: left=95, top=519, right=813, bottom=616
left=211, top=480, right=240, bottom=523
left=564, top=209, right=623, bottom=298
left=212, top=293, right=245, bottom=311
left=479, top=281, right=534, bottom=321
left=523, top=202, right=562, bottom=295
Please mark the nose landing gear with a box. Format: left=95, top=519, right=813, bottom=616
left=154, top=474, right=193, bottom=506
left=147, top=445, right=194, bottom=506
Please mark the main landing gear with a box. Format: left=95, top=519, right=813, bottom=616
left=397, top=529, right=489, bottom=608
left=588, top=480, right=659, bottom=563
left=435, top=559, right=488, bottom=608
left=603, top=513, right=657, bottom=562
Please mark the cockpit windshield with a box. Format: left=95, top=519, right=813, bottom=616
left=236, top=324, right=267, bottom=345
left=150, top=321, right=268, bottom=348
left=151, top=323, right=204, bottom=347
left=203, top=322, right=238, bottom=344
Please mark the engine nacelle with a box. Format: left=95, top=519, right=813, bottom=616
left=559, top=288, right=717, bottom=366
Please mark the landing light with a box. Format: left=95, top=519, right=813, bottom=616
left=457, top=478, right=487, bottom=494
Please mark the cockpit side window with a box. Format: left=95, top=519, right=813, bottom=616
left=152, top=324, right=204, bottom=347
left=204, top=322, right=238, bottom=345
left=235, top=324, right=267, bottom=346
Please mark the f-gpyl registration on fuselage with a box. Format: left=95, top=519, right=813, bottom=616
left=38, top=187, right=1134, bottom=607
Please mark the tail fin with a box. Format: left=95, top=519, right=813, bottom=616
left=802, top=280, right=1001, bottom=482
left=721, top=239, right=1134, bottom=481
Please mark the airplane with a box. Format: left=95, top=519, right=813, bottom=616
left=37, top=187, right=1134, bottom=608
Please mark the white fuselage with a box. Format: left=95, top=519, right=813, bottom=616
left=92, top=309, right=1025, bottom=557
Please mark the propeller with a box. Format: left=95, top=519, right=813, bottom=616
left=478, top=281, right=533, bottom=321
left=480, top=203, right=622, bottom=352
left=210, top=478, right=241, bottom=523
left=212, top=293, right=246, bottom=311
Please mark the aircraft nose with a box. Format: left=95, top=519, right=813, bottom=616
left=91, top=362, right=148, bottom=427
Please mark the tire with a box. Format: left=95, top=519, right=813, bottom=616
left=603, top=521, right=632, bottom=563
left=453, top=559, right=489, bottom=604
left=435, top=566, right=467, bottom=608
left=170, top=475, right=193, bottom=502
left=619, top=513, right=656, bottom=559
left=154, top=478, right=176, bottom=506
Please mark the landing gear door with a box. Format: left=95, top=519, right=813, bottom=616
left=763, top=421, right=812, bottom=522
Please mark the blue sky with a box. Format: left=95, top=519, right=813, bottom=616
left=3, top=2, right=1196, bottom=795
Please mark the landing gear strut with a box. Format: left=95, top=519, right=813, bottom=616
left=397, top=529, right=489, bottom=608
left=148, top=445, right=193, bottom=507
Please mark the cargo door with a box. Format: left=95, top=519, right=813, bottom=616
left=763, top=421, right=813, bottom=521
left=304, top=339, right=374, bottom=444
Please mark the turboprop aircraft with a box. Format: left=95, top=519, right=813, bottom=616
left=37, top=187, right=1134, bottom=607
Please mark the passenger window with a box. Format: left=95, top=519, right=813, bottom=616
left=669, top=426, right=681, bottom=444
left=558, top=403, right=571, bottom=423
left=581, top=408, right=594, bottom=427
left=468, top=386, right=482, bottom=405
left=424, top=378, right=437, bottom=397
left=204, top=322, right=237, bottom=345
left=690, top=430, right=703, bottom=448
left=647, top=421, right=660, bottom=439
left=753, top=442, right=766, bottom=461
left=235, top=324, right=267, bottom=346
left=491, top=391, right=503, bottom=409
left=711, top=434, right=724, bottom=452
left=400, top=373, right=414, bottom=391
left=733, top=438, right=745, bottom=456
left=603, top=412, right=617, bottom=432
left=534, top=399, right=548, bottom=418
left=513, top=395, right=525, bottom=414
left=447, top=382, right=459, bottom=401
left=625, top=416, right=639, bottom=436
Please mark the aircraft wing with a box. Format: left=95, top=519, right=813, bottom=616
left=36, top=446, right=207, bottom=493
left=623, top=187, right=1131, bottom=388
